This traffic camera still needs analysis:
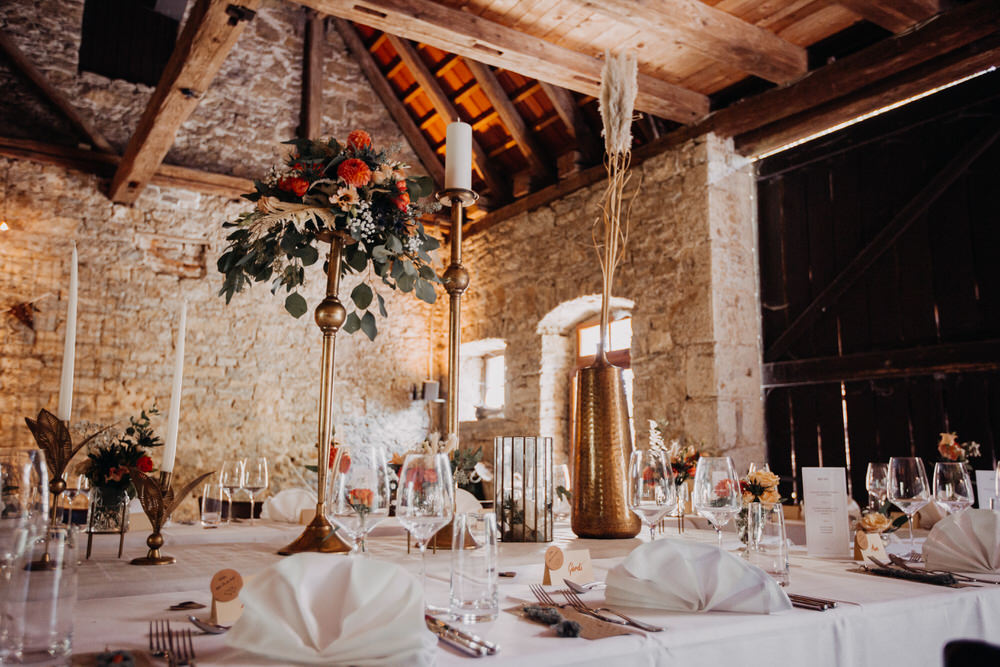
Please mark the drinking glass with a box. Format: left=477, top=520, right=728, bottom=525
left=61, top=475, right=90, bottom=525
left=932, top=462, right=974, bottom=514
left=747, top=502, right=789, bottom=586
left=219, top=459, right=244, bottom=525
left=326, top=445, right=391, bottom=555
left=865, top=462, right=889, bottom=510
left=887, top=457, right=930, bottom=555
left=692, top=456, right=742, bottom=548
left=0, top=519, right=35, bottom=664
left=397, top=453, right=454, bottom=604
left=0, top=448, right=49, bottom=522
left=628, top=449, right=676, bottom=541
left=449, top=512, right=499, bottom=623
left=200, top=482, right=226, bottom=528
left=993, top=465, right=999, bottom=511
left=553, top=464, right=572, bottom=520
left=243, top=457, right=269, bottom=526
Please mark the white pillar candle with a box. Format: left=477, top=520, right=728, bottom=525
left=161, top=301, right=186, bottom=474
left=444, top=121, right=472, bottom=191
left=57, top=243, right=78, bottom=421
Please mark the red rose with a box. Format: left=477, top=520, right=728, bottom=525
left=106, top=466, right=128, bottom=483
left=338, top=158, right=372, bottom=187
left=293, top=162, right=304, bottom=171
left=349, top=488, right=374, bottom=507
left=339, top=452, right=352, bottom=474
left=395, top=180, right=407, bottom=192
left=137, top=455, right=154, bottom=473
left=278, top=176, right=309, bottom=197
left=394, top=191, right=410, bottom=212
left=347, top=130, right=372, bottom=151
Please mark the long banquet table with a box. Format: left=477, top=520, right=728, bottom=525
left=71, top=518, right=1000, bottom=667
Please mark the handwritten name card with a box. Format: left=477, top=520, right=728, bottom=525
left=542, top=545, right=593, bottom=586
left=210, top=568, right=244, bottom=626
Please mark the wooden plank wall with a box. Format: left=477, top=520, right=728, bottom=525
left=757, top=70, right=1000, bottom=503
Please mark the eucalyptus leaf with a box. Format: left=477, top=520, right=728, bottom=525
left=342, top=312, right=361, bottom=334
left=414, top=278, right=437, bottom=304
left=376, top=292, right=387, bottom=317
left=360, top=311, right=377, bottom=341
left=417, top=264, right=437, bottom=281
left=296, top=245, right=319, bottom=266
left=372, top=245, right=391, bottom=263
left=351, top=283, right=373, bottom=309
left=397, top=271, right=415, bottom=292
left=386, top=235, right=403, bottom=253
left=285, top=292, right=308, bottom=318
left=346, top=245, right=368, bottom=272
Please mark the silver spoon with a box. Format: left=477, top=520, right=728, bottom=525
left=563, top=579, right=606, bottom=593
left=188, top=615, right=230, bottom=635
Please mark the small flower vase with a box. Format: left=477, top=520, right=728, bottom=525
left=87, top=486, right=130, bottom=534
left=738, top=501, right=767, bottom=553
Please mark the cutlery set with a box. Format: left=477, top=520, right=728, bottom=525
left=149, top=619, right=197, bottom=666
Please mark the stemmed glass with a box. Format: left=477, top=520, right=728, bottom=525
left=326, top=445, right=391, bottom=555
left=692, top=456, right=742, bottom=548
left=219, top=460, right=244, bottom=525
left=397, top=453, right=454, bottom=605
left=866, top=463, right=889, bottom=510
left=932, top=462, right=974, bottom=514
left=628, top=449, right=676, bottom=541
left=60, top=475, right=90, bottom=525
left=553, top=464, right=572, bottom=520
left=243, top=457, right=269, bottom=526
left=887, top=457, right=930, bottom=555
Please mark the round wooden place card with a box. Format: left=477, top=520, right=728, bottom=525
left=211, top=569, right=243, bottom=603
left=545, top=545, right=564, bottom=571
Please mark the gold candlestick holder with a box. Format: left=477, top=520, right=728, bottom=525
left=130, top=469, right=213, bottom=566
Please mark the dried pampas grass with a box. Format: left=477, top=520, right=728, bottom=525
left=599, top=50, right=638, bottom=157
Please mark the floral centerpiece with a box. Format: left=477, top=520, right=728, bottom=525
left=648, top=420, right=709, bottom=487
left=937, top=432, right=980, bottom=464
left=735, top=469, right=782, bottom=546
left=216, top=131, right=441, bottom=340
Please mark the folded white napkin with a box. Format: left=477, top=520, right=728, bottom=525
left=923, top=509, right=1000, bottom=574
left=261, top=488, right=317, bottom=523
left=226, top=555, right=436, bottom=665
left=605, top=538, right=792, bottom=614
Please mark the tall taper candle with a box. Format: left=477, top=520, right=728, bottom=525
left=445, top=121, right=472, bottom=190
left=161, top=301, right=186, bottom=473
left=57, top=243, right=78, bottom=421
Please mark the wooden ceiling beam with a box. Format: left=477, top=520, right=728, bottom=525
left=836, top=0, right=939, bottom=33
left=538, top=81, right=600, bottom=163
left=300, top=11, right=325, bottom=138
left=0, top=30, right=115, bottom=154
left=334, top=18, right=445, bottom=187
left=572, top=0, right=807, bottom=84
left=465, top=59, right=552, bottom=180
left=433, top=53, right=461, bottom=77
left=109, top=0, right=260, bottom=204
left=292, top=0, right=708, bottom=123
left=386, top=34, right=507, bottom=198
left=510, top=82, right=541, bottom=105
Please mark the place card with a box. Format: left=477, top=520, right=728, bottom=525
left=542, top=545, right=593, bottom=585
left=802, top=467, right=850, bottom=559
left=853, top=530, right=889, bottom=564
left=209, top=568, right=244, bottom=626
left=975, top=470, right=998, bottom=509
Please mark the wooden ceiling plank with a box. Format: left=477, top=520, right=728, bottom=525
left=464, top=58, right=552, bottom=180
left=569, top=0, right=807, bottom=84
left=0, top=30, right=116, bottom=154
left=300, top=11, right=325, bottom=138
left=292, top=0, right=708, bottom=123
left=538, top=81, right=600, bottom=163
left=333, top=19, right=445, bottom=187
left=836, top=1, right=918, bottom=32
left=386, top=33, right=508, bottom=197
left=108, top=0, right=261, bottom=204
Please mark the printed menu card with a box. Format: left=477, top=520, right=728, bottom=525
left=802, top=467, right=851, bottom=558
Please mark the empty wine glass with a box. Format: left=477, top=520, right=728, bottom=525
left=397, top=453, right=454, bottom=605
left=629, top=449, right=676, bottom=541
left=326, top=445, right=391, bottom=555
left=887, top=457, right=930, bottom=555
left=692, top=456, right=742, bottom=548
left=866, top=462, right=889, bottom=510
left=243, top=457, right=268, bottom=526
left=60, top=475, right=90, bottom=525
left=553, top=464, right=571, bottom=520
left=933, top=462, right=974, bottom=514
left=219, top=460, right=244, bottom=525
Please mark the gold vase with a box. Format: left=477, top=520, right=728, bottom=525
left=570, top=350, right=640, bottom=539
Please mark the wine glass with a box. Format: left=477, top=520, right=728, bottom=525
left=933, top=462, right=974, bottom=514
left=887, top=457, right=930, bottom=555
left=397, top=453, right=454, bottom=605
left=60, top=475, right=90, bottom=525
left=994, top=465, right=1000, bottom=511
left=628, top=449, right=676, bottom=541
left=326, top=445, right=391, bottom=555
left=692, top=456, right=742, bottom=548
left=865, top=462, right=889, bottom=510
left=553, top=464, right=571, bottom=520
left=243, top=457, right=268, bottom=526
left=219, top=460, right=244, bottom=525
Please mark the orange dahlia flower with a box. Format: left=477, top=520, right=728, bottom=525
left=347, top=130, right=372, bottom=151
left=278, top=176, right=309, bottom=197
left=338, top=158, right=372, bottom=187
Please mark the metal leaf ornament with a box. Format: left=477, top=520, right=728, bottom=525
left=130, top=468, right=215, bottom=531
left=24, top=408, right=111, bottom=480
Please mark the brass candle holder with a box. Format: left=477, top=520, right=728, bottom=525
left=279, top=232, right=350, bottom=555
left=130, top=469, right=213, bottom=565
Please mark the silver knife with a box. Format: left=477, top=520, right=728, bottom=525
left=425, top=615, right=498, bottom=657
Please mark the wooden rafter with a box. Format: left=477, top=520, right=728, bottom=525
left=386, top=34, right=507, bottom=198
left=573, top=0, right=807, bottom=84
left=464, top=59, right=552, bottom=181
left=0, top=30, right=115, bottom=154
left=538, top=81, right=599, bottom=164
left=764, top=122, right=1000, bottom=363
left=300, top=10, right=325, bottom=138
left=291, top=0, right=709, bottom=123
left=109, top=0, right=261, bottom=204
left=836, top=0, right=939, bottom=33
left=0, top=135, right=252, bottom=198
left=334, top=18, right=445, bottom=188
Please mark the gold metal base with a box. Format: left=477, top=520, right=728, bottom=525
left=278, top=513, right=350, bottom=555
left=27, top=551, right=57, bottom=571
left=130, top=553, right=176, bottom=566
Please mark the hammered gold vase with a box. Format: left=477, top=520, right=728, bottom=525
left=570, top=350, right=641, bottom=539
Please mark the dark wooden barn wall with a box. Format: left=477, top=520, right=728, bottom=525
left=756, top=70, right=1000, bottom=503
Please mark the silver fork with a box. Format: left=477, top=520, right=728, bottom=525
left=887, top=554, right=1000, bottom=585
left=149, top=619, right=174, bottom=666
left=529, top=584, right=625, bottom=626
left=174, top=627, right=196, bottom=666
left=560, top=588, right=663, bottom=632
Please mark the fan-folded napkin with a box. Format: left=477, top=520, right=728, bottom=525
left=923, top=509, right=1000, bottom=574
left=605, top=538, right=791, bottom=614
left=225, top=554, right=436, bottom=665
left=260, top=488, right=316, bottom=523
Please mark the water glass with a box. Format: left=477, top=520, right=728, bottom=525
left=4, top=527, right=79, bottom=663
left=449, top=512, right=499, bottom=623
left=933, top=462, right=974, bottom=514
left=865, top=462, right=889, bottom=510
left=747, top=502, right=789, bottom=586
left=398, top=453, right=454, bottom=604
left=1, top=448, right=49, bottom=522
left=887, top=457, right=930, bottom=555
left=244, top=457, right=269, bottom=526
left=628, top=449, right=676, bottom=540
left=692, top=456, right=742, bottom=548
left=0, top=521, right=36, bottom=664
left=201, top=483, right=226, bottom=528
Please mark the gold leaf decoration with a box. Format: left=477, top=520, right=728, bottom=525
left=129, top=469, right=215, bottom=531
left=24, top=408, right=111, bottom=480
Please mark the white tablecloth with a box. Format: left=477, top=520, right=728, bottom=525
left=70, top=519, right=1000, bottom=667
